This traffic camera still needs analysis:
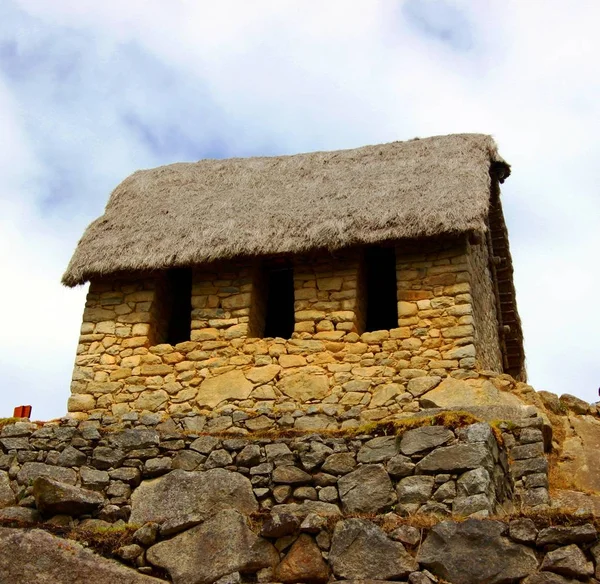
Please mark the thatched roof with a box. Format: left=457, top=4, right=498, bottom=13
left=62, top=133, right=510, bottom=286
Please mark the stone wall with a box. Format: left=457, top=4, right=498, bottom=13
left=0, top=417, right=593, bottom=584
left=69, top=236, right=508, bottom=418
left=467, top=237, right=504, bottom=371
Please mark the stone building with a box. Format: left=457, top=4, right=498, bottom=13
left=62, top=133, right=524, bottom=418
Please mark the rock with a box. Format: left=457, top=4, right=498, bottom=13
left=330, top=518, right=418, bottom=580
left=92, top=446, right=126, bottom=470
left=420, top=377, right=526, bottom=409
left=418, top=519, right=538, bottom=584
left=0, top=527, right=162, bottom=583
left=129, top=468, right=258, bottom=525
left=538, top=391, right=562, bottom=414
left=81, top=467, right=110, bottom=490
left=407, top=376, right=442, bottom=397
left=57, top=446, right=87, bottom=467
left=557, top=415, right=600, bottom=492
left=274, top=534, right=330, bottom=583
left=134, top=522, right=160, bottom=546
left=509, top=518, right=538, bottom=544
left=338, top=464, right=396, bottom=513
left=537, top=524, right=597, bottom=546
left=299, top=443, right=333, bottom=471
left=278, top=372, right=330, bottom=402
left=452, top=494, right=493, bottom=516
left=399, top=426, right=454, bottom=455
left=366, top=383, right=399, bottom=408
left=271, top=501, right=341, bottom=519
left=117, top=543, right=144, bottom=560
left=300, top=512, right=328, bottom=533
left=190, top=435, right=220, bottom=454
left=237, top=444, right=261, bottom=467
left=196, top=370, right=253, bottom=408
left=147, top=509, right=278, bottom=584
left=321, top=453, right=356, bottom=475
left=522, top=573, right=577, bottom=584
left=261, top=512, right=300, bottom=538
left=540, top=544, right=594, bottom=578
left=0, top=471, right=15, bottom=508
left=272, top=466, right=312, bottom=484
left=559, top=394, right=589, bottom=414
left=16, top=462, right=76, bottom=486
left=107, top=429, right=160, bottom=451
left=390, top=524, right=421, bottom=546
left=33, top=477, right=105, bottom=516
left=0, top=506, right=40, bottom=524
left=396, top=476, right=435, bottom=504
left=214, top=573, right=241, bottom=584
left=457, top=467, right=491, bottom=496
left=357, top=436, right=399, bottom=463
left=205, top=449, right=234, bottom=469
left=416, top=444, right=493, bottom=473
left=387, top=454, right=415, bottom=478
left=246, top=365, right=281, bottom=385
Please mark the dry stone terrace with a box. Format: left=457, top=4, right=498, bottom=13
left=70, top=235, right=511, bottom=419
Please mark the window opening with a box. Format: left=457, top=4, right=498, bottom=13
left=263, top=265, right=295, bottom=338
left=364, top=246, right=398, bottom=331
left=166, top=268, right=192, bottom=345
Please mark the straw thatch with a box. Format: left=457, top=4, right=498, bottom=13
left=62, top=133, right=510, bottom=286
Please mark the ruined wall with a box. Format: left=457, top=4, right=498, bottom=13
left=69, top=237, right=507, bottom=418
left=0, top=416, right=570, bottom=584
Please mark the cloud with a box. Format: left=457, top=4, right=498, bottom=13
left=0, top=0, right=598, bottom=419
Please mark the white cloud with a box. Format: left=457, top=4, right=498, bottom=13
left=0, top=0, right=599, bottom=419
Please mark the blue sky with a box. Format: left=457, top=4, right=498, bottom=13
left=0, top=0, right=599, bottom=420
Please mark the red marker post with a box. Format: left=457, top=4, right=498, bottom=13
left=13, top=406, right=32, bottom=419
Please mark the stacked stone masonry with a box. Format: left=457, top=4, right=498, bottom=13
left=70, top=236, right=507, bottom=417
left=0, top=417, right=590, bottom=584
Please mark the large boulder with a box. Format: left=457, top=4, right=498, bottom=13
left=418, top=519, right=538, bottom=584
left=329, top=518, right=418, bottom=580
left=337, top=464, right=396, bottom=514
left=0, top=527, right=163, bottom=583
left=33, top=477, right=105, bottom=516
left=540, top=544, right=594, bottom=579
left=129, top=468, right=258, bottom=526
left=420, top=378, right=527, bottom=409
left=557, top=415, right=600, bottom=492
left=147, top=509, right=278, bottom=584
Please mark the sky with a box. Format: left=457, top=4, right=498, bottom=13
left=0, top=0, right=598, bottom=421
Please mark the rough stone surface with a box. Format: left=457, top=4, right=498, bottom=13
left=522, top=574, right=578, bottom=584
left=396, top=475, right=435, bottom=504
left=509, top=518, right=538, bottom=544
left=196, top=370, right=253, bottom=408
left=337, top=464, right=396, bottom=514
left=540, top=544, right=594, bottom=578
left=330, top=518, right=418, bottom=580
left=147, top=509, right=279, bottom=584
left=420, top=377, right=526, bottom=409
left=399, top=426, right=454, bottom=455
left=129, top=468, right=258, bottom=525
left=33, top=477, right=105, bottom=516
left=0, top=527, right=163, bottom=583
left=274, top=534, right=330, bottom=584
left=418, top=519, right=538, bottom=584
left=357, top=436, right=399, bottom=463
left=278, top=372, right=330, bottom=402
left=16, top=462, right=77, bottom=486
left=536, top=524, right=597, bottom=547
left=0, top=471, right=15, bottom=508
left=416, top=443, right=493, bottom=473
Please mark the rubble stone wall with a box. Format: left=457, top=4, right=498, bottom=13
left=68, top=236, right=506, bottom=418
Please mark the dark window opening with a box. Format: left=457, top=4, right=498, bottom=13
left=263, top=266, right=295, bottom=338
left=365, top=247, right=398, bottom=332
left=166, top=268, right=192, bottom=345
